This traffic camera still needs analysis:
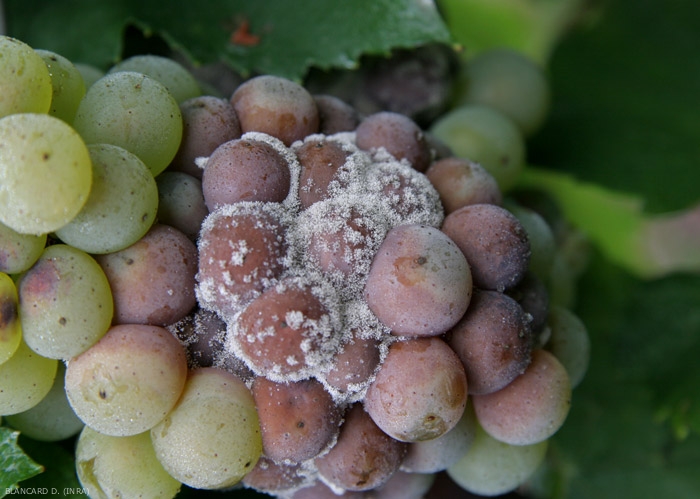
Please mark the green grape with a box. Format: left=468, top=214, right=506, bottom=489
left=0, top=36, right=52, bottom=117
left=74, top=62, right=105, bottom=89
left=0, top=221, right=46, bottom=274
left=457, top=48, right=551, bottom=137
left=447, top=422, right=548, bottom=497
left=0, top=113, right=92, bottom=235
left=76, top=426, right=182, bottom=498
left=429, top=104, right=525, bottom=192
left=151, top=367, right=262, bottom=490
left=35, top=49, right=87, bottom=124
left=4, top=363, right=84, bottom=441
left=17, top=244, right=113, bottom=360
left=55, top=144, right=159, bottom=254
left=0, top=339, right=58, bottom=415
left=108, top=54, right=201, bottom=103
left=0, top=272, right=22, bottom=365
left=73, top=71, right=183, bottom=176
left=546, top=305, right=590, bottom=388
left=505, top=200, right=557, bottom=279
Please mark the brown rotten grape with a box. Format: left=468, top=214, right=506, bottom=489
left=447, top=289, right=533, bottom=395
left=314, top=403, right=407, bottom=492
left=442, top=203, right=531, bottom=291
left=364, top=224, right=472, bottom=337
left=231, top=74, right=320, bottom=146
left=251, top=376, right=342, bottom=463
left=364, top=336, right=468, bottom=442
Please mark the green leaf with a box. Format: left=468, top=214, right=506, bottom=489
left=0, top=427, right=44, bottom=494
left=545, top=256, right=700, bottom=499
left=4, top=0, right=451, bottom=80
left=529, top=0, right=700, bottom=215
left=11, top=436, right=87, bottom=497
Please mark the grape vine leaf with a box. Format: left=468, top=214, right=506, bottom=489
left=0, top=427, right=44, bottom=495
left=4, top=0, right=451, bottom=81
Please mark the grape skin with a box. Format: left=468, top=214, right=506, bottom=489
left=96, top=224, right=198, bottom=327
left=355, top=111, right=432, bottom=172
left=201, top=137, right=292, bottom=210
left=169, top=95, right=242, bottom=179
left=252, top=376, right=342, bottom=463
left=73, top=71, right=183, bottom=176
left=0, top=271, right=22, bottom=365
left=196, top=202, right=289, bottom=319
left=313, top=94, right=361, bottom=134
left=442, top=203, right=531, bottom=292
left=545, top=305, right=591, bottom=388
left=295, top=136, right=353, bottom=208
left=231, top=74, right=320, bottom=146
left=447, top=289, right=533, bottom=395
left=447, top=422, right=548, bottom=497
left=0, top=36, right=52, bottom=117
left=363, top=224, right=472, bottom=337
left=35, top=49, right=86, bottom=124
left=425, top=156, right=502, bottom=214
left=17, top=244, right=114, bottom=360
left=155, top=171, right=209, bottom=242
left=64, top=324, right=188, bottom=437
left=314, top=403, right=407, bottom=492
left=363, top=337, right=468, bottom=442
left=76, top=426, right=181, bottom=498
left=0, top=340, right=57, bottom=416
left=0, top=113, right=92, bottom=235
left=54, top=143, right=159, bottom=254
left=472, top=349, right=572, bottom=446
left=0, top=222, right=46, bottom=275
left=150, top=367, right=262, bottom=490
left=5, top=363, right=84, bottom=442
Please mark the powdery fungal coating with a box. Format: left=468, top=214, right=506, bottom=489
left=295, top=137, right=353, bottom=208
left=95, top=224, right=198, bottom=327
left=363, top=224, right=472, bottom=337
left=447, top=289, right=533, bottom=395
left=442, top=203, right=531, bottom=291
left=231, top=75, right=320, bottom=146
left=471, top=349, right=572, bottom=446
left=363, top=337, right=468, bottom=442
left=314, top=403, right=407, bottom=492
left=197, top=202, right=289, bottom=319
left=230, top=275, right=343, bottom=382
left=252, top=376, right=342, bottom=463
left=242, top=457, right=309, bottom=496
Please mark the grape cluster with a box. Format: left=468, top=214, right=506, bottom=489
left=0, top=34, right=591, bottom=499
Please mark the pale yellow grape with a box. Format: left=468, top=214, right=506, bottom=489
left=447, top=423, right=548, bottom=497
left=0, top=221, right=46, bottom=274
left=108, top=54, right=201, bottom=103
left=151, top=367, right=262, bottom=490
left=0, top=340, right=58, bottom=415
left=5, top=363, right=84, bottom=441
left=74, top=63, right=105, bottom=89
left=17, top=244, right=114, bottom=360
left=0, top=272, right=22, bottom=365
left=429, top=105, right=525, bottom=192
left=73, top=71, right=183, bottom=176
left=35, top=49, right=87, bottom=123
left=55, top=144, right=159, bottom=254
left=76, top=426, right=181, bottom=499
left=0, top=113, right=92, bottom=235
left=64, top=324, right=188, bottom=437
left=0, top=36, right=52, bottom=117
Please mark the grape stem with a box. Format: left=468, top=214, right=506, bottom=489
left=517, top=166, right=700, bottom=278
